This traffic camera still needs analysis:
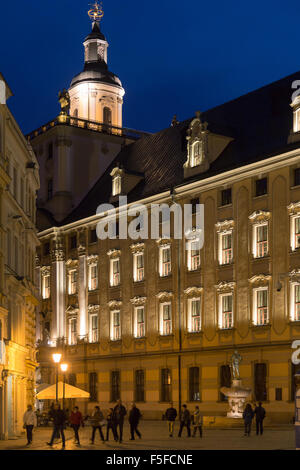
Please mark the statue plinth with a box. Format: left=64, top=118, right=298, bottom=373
left=220, top=379, right=251, bottom=418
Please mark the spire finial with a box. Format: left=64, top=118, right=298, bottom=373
left=88, top=1, right=104, bottom=23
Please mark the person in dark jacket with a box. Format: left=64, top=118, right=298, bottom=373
left=113, top=399, right=127, bottom=443
left=254, top=402, right=266, bottom=435
left=243, top=403, right=254, bottom=436
left=178, top=405, right=191, bottom=438
left=106, top=408, right=118, bottom=442
left=47, top=403, right=67, bottom=449
left=165, top=402, right=177, bottom=437
left=69, top=406, right=84, bottom=446
left=129, top=403, right=142, bottom=440
left=90, top=406, right=105, bottom=444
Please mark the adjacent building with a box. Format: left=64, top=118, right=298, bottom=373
left=0, top=74, right=40, bottom=439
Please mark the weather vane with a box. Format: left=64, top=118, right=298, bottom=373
left=88, top=1, right=104, bottom=23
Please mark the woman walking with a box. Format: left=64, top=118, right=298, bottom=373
left=243, top=403, right=254, bottom=436
left=90, top=406, right=105, bottom=444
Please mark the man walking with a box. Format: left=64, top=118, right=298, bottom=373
left=23, top=404, right=37, bottom=446
left=47, top=403, right=67, bottom=449
left=113, top=399, right=127, bottom=443
left=192, top=405, right=203, bottom=438
left=106, top=408, right=118, bottom=442
left=165, top=402, right=177, bottom=437
left=129, top=403, right=142, bottom=440
left=69, top=406, right=84, bottom=446
left=254, top=402, right=266, bottom=435
left=178, top=404, right=191, bottom=438
left=90, top=406, right=105, bottom=444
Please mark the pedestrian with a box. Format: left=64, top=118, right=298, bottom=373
left=23, top=404, right=37, bottom=446
left=129, top=403, right=142, bottom=440
left=254, top=401, right=266, bottom=435
left=165, top=402, right=177, bottom=437
left=106, top=408, right=118, bottom=442
left=178, top=404, right=191, bottom=437
left=243, top=403, right=254, bottom=436
left=90, top=406, right=105, bottom=444
left=47, top=403, right=67, bottom=449
left=69, top=406, right=84, bottom=446
left=113, top=399, right=127, bottom=443
left=192, top=405, right=203, bottom=438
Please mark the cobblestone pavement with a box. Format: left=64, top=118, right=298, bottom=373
left=0, top=422, right=295, bottom=451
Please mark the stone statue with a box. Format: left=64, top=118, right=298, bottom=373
left=230, top=350, right=242, bottom=380
left=58, top=88, right=70, bottom=115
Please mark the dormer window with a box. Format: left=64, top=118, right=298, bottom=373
left=191, top=141, right=203, bottom=167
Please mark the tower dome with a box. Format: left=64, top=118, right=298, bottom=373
left=68, top=2, right=125, bottom=128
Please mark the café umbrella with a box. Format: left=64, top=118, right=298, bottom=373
left=36, top=381, right=90, bottom=400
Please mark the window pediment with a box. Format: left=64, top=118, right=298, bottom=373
left=215, top=219, right=234, bottom=233
left=249, top=274, right=271, bottom=287
left=249, top=210, right=271, bottom=224
left=288, top=201, right=300, bottom=215
left=215, top=281, right=235, bottom=293
left=108, top=300, right=122, bottom=310
left=184, top=286, right=203, bottom=297
left=130, top=296, right=147, bottom=306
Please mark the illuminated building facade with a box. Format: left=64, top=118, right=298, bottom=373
left=0, top=74, right=40, bottom=439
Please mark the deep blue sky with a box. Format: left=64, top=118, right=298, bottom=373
left=0, top=0, right=299, bottom=134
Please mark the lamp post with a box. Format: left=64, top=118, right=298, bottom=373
left=52, top=353, right=62, bottom=403
left=60, top=363, right=68, bottom=411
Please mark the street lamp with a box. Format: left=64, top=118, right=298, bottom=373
left=52, top=353, right=62, bottom=403
left=60, top=363, right=68, bottom=411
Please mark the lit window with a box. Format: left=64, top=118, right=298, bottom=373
left=159, top=246, right=171, bottom=277
left=219, top=294, right=233, bottom=329
left=160, top=303, right=172, bottom=336
left=291, top=216, right=300, bottom=251
left=69, top=318, right=77, bottom=345
left=110, top=259, right=120, bottom=287
left=294, top=108, right=300, bottom=133
left=69, top=270, right=78, bottom=295
left=188, top=298, right=201, bottom=333
left=111, top=310, right=121, bottom=341
left=89, top=314, right=99, bottom=343
left=42, top=274, right=50, bottom=299
left=133, top=253, right=144, bottom=282
left=187, top=240, right=200, bottom=271
left=219, top=232, right=233, bottom=265
left=254, top=224, right=268, bottom=258
left=89, top=264, right=98, bottom=291
left=290, top=284, right=300, bottom=322
left=191, top=141, right=203, bottom=167
left=134, top=306, right=145, bottom=338
left=253, top=288, right=268, bottom=325
left=112, top=175, right=122, bottom=196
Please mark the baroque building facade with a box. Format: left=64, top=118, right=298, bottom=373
left=0, top=74, right=40, bottom=439
left=35, top=57, right=300, bottom=421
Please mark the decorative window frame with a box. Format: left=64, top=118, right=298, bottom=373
left=288, top=202, right=300, bottom=251
left=184, top=287, right=203, bottom=333
left=216, top=219, right=234, bottom=266
left=66, top=306, right=79, bottom=345
left=88, top=304, right=99, bottom=343
left=131, top=244, right=145, bottom=283
left=290, top=96, right=300, bottom=133
left=110, top=167, right=123, bottom=197
left=157, top=241, right=172, bottom=278
left=87, top=254, right=99, bottom=291
left=156, top=292, right=173, bottom=336
left=41, top=266, right=51, bottom=299
left=186, top=235, right=201, bottom=271
left=184, top=112, right=209, bottom=172
left=216, top=282, right=235, bottom=330
left=66, top=259, right=79, bottom=295
left=107, top=249, right=121, bottom=287
left=249, top=275, right=271, bottom=326
left=249, top=211, right=271, bottom=258
left=289, top=270, right=300, bottom=322
left=131, top=298, right=146, bottom=339
left=110, top=309, right=121, bottom=342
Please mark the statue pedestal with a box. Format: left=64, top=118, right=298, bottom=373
left=220, top=379, right=251, bottom=418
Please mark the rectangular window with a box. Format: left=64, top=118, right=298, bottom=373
left=112, top=176, right=122, bottom=196
left=220, top=232, right=233, bottom=265
left=111, top=371, right=120, bottom=402
left=255, top=178, right=268, bottom=197
left=161, top=368, right=172, bottom=402
left=135, top=306, right=145, bottom=338
left=69, top=318, right=77, bottom=345
left=69, top=270, right=78, bottom=295
left=89, top=372, right=97, bottom=402
left=295, top=285, right=300, bottom=322
left=220, top=365, right=231, bottom=401
left=89, top=314, right=99, bottom=343
left=111, top=310, right=121, bottom=341
left=135, top=370, right=145, bottom=402
left=110, top=259, right=120, bottom=287
left=160, top=303, right=172, bottom=336
left=220, top=294, right=233, bottom=329
left=188, top=240, right=200, bottom=271
left=254, top=363, right=267, bottom=402
left=134, top=253, right=144, bottom=282
left=89, top=264, right=98, bottom=291
left=256, top=224, right=268, bottom=258
left=294, top=168, right=300, bottom=187
left=221, top=188, right=232, bottom=206
left=188, top=298, right=201, bottom=333
left=160, top=246, right=171, bottom=277
left=275, top=388, right=282, bottom=401
left=295, top=217, right=300, bottom=250
left=254, top=289, right=269, bottom=325
left=43, top=274, right=50, bottom=299
left=291, top=363, right=300, bottom=401
left=189, top=367, right=200, bottom=401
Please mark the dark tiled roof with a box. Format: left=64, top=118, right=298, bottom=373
left=58, top=70, right=300, bottom=226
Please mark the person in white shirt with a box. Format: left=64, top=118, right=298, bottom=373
left=23, top=404, right=37, bottom=445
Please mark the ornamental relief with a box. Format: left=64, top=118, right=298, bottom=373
left=88, top=304, right=100, bottom=313
left=215, top=281, right=235, bottom=293
left=107, top=249, right=121, bottom=258
left=66, top=259, right=79, bottom=270
left=156, top=291, right=173, bottom=301
left=248, top=210, right=271, bottom=224
left=130, top=242, right=145, bottom=253
left=87, top=254, right=99, bottom=265
left=108, top=300, right=122, bottom=310
left=41, top=266, right=50, bottom=277
left=184, top=286, right=203, bottom=297
left=215, top=219, right=234, bottom=233
left=289, top=269, right=300, bottom=283
left=130, top=296, right=147, bottom=306
left=249, top=274, right=271, bottom=287
left=287, top=201, right=300, bottom=215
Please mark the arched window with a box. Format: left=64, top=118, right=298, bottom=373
left=191, top=141, right=203, bottom=167
left=103, top=107, right=112, bottom=126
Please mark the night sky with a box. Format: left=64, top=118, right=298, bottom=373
left=0, top=0, right=299, bottom=134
